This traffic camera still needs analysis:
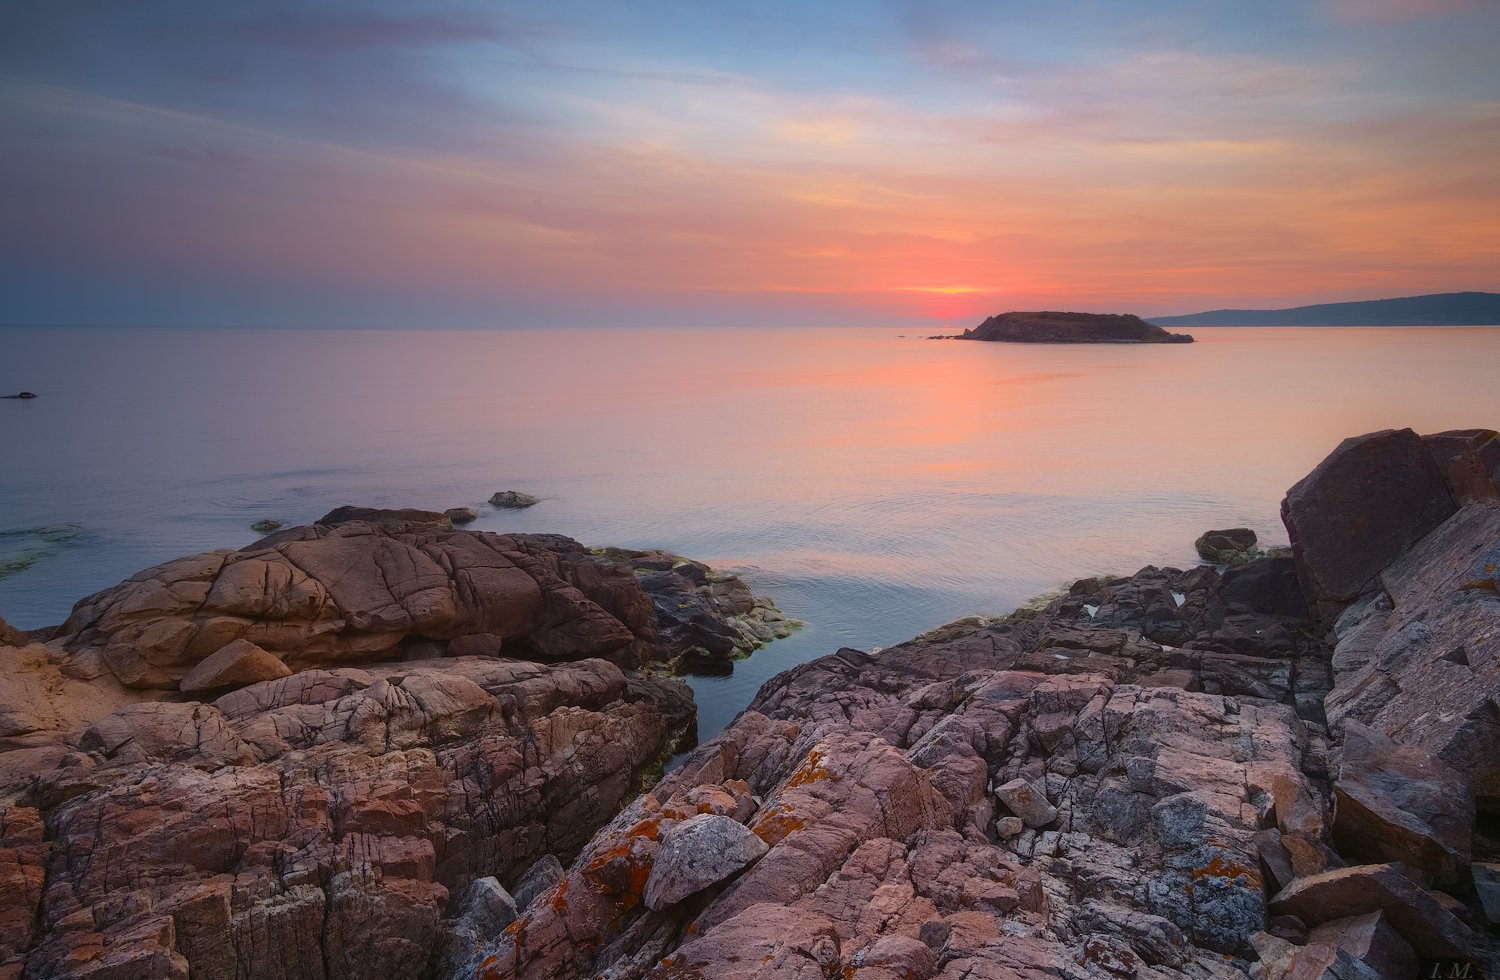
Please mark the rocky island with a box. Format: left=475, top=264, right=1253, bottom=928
left=2, top=432, right=1498, bottom=978
left=957, top=312, right=1194, bottom=344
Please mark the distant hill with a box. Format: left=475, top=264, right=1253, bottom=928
left=1147, top=291, right=1500, bottom=327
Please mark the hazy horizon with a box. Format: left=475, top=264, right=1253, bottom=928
left=4, top=1, right=1499, bottom=330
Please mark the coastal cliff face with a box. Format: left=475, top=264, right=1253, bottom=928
left=959, top=312, right=1194, bottom=344
left=0, top=432, right=1497, bottom=978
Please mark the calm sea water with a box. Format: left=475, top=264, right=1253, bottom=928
left=3, top=326, right=1498, bottom=740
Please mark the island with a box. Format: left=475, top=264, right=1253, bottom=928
left=956, top=310, right=1194, bottom=343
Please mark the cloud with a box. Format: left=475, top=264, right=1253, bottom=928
left=234, top=11, right=510, bottom=50
left=1321, top=0, right=1477, bottom=25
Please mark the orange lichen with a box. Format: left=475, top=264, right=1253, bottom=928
left=1461, top=579, right=1498, bottom=593
left=784, top=748, right=839, bottom=789
left=752, top=805, right=805, bottom=845
left=550, top=879, right=570, bottom=914
left=1192, top=855, right=1261, bottom=887
left=628, top=817, right=664, bottom=841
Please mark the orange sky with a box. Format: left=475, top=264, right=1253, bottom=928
left=3, top=1, right=1498, bottom=326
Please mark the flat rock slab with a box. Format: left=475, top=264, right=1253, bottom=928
left=1269, top=863, right=1474, bottom=959
left=179, top=638, right=293, bottom=692
left=994, top=777, right=1057, bottom=828
left=643, top=812, right=768, bottom=910
left=1331, top=720, right=1473, bottom=885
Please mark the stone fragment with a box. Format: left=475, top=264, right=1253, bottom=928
left=642, top=813, right=769, bottom=910
left=1254, top=828, right=1296, bottom=892
left=1269, top=863, right=1474, bottom=959
left=994, top=816, right=1024, bottom=838
left=178, top=638, right=293, bottom=692
left=1306, top=912, right=1418, bottom=980
left=1331, top=721, right=1473, bottom=885
left=444, top=507, right=478, bottom=524
left=994, top=777, right=1057, bottom=828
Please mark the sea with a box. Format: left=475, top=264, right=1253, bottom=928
left=3, top=325, right=1498, bottom=742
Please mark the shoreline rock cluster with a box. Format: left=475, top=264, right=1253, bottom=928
left=1, top=428, right=1497, bottom=978
left=0, top=508, right=795, bottom=977
left=461, top=426, right=1499, bottom=979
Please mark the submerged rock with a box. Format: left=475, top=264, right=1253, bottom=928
left=0, top=392, right=37, bottom=400
left=489, top=490, right=540, bottom=509
left=249, top=519, right=283, bottom=534
left=444, top=506, right=478, bottom=524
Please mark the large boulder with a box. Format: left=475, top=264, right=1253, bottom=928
left=642, top=812, right=768, bottom=910
left=1281, top=428, right=1456, bottom=627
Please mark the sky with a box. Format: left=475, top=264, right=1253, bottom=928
left=2, top=0, right=1499, bottom=328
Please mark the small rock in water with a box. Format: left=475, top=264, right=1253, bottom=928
left=2, top=391, right=38, bottom=399
left=1194, top=527, right=1260, bottom=565
left=250, top=519, right=283, bottom=534
left=490, top=490, right=540, bottom=509
left=444, top=506, right=478, bottom=524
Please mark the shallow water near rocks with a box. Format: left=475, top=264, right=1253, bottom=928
left=3, top=325, right=1498, bottom=741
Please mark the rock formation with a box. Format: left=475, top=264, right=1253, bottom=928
left=53, top=510, right=792, bottom=687
left=0, top=515, right=796, bottom=977
left=456, top=426, right=1499, bottom=980
left=958, top=312, right=1194, bottom=344
left=3, top=428, right=1499, bottom=978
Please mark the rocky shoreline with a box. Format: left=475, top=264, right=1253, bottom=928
left=1, top=430, right=1497, bottom=978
